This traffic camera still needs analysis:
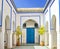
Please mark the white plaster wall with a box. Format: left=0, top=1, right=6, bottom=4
left=44, top=7, right=50, bottom=46
left=7, top=0, right=17, bottom=33
left=35, top=29, right=39, bottom=44
left=50, top=0, right=59, bottom=49
left=22, top=29, right=39, bottom=44
left=11, top=11, right=15, bottom=32
left=16, top=14, right=20, bottom=27
left=22, top=29, right=26, bottom=44
left=22, top=20, right=39, bottom=44
left=17, top=13, right=43, bottom=44
left=17, top=13, right=44, bottom=27
left=50, top=0, right=59, bottom=33
left=2, top=0, right=11, bottom=49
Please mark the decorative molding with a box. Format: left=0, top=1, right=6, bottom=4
left=17, top=8, right=44, bottom=13
left=10, top=0, right=17, bottom=11
left=44, top=10, right=48, bottom=15
left=20, top=15, right=40, bottom=28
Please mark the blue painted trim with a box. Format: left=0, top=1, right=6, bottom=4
left=0, top=0, right=4, bottom=27
left=6, top=0, right=12, bottom=29
left=49, top=0, right=55, bottom=30
left=59, top=0, right=60, bottom=25
left=44, top=10, right=48, bottom=15
left=43, top=0, right=51, bottom=13
left=50, top=0, right=55, bottom=8
left=44, top=10, right=48, bottom=26
left=10, top=0, right=16, bottom=11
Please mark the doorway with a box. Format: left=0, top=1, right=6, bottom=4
left=26, top=28, right=35, bottom=44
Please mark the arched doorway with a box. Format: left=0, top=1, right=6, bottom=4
left=51, top=15, right=57, bottom=49
left=4, top=16, right=10, bottom=48
left=22, top=19, right=39, bottom=45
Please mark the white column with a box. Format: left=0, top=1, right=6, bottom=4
left=57, top=33, right=60, bottom=49
left=0, top=28, right=4, bottom=49
left=49, top=32, right=52, bottom=49
left=45, top=32, right=48, bottom=46
left=40, top=34, right=45, bottom=43
left=7, top=30, right=12, bottom=48
left=13, top=33, right=16, bottom=46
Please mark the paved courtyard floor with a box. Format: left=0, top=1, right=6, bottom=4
left=5, top=46, right=49, bottom=49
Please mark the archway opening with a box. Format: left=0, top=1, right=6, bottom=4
left=4, top=16, right=10, bottom=48
left=51, top=15, right=57, bottom=49
left=22, top=19, right=39, bottom=45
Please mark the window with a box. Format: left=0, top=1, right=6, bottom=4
left=35, top=23, right=38, bottom=28
left=23, top=23, right=26, bottom=28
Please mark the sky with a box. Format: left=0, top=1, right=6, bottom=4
left=14, top=0, right=47, bottom=8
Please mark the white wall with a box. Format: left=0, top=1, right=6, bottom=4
left=16, top=13, right=44, bottom=44
left=50, top=0, right=59, bottom=33
left=2, top=0, right=11, bottom=49
left=44, top=0, right=59, bottom=49
left=16, top=13, right=44, bottom=27
left=1, top=0, right=16, bottom=49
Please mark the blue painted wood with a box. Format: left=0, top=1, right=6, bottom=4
left=26, top=28, right=35, bottom=44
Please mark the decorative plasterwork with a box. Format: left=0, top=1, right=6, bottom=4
left=17, top=8, right=44, bottom=12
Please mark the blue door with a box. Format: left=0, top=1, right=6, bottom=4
left=26, top=28, right=35, bottom=44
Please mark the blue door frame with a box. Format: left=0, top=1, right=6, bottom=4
left=26, top=28, right=35, bottom=44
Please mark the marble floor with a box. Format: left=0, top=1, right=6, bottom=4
left=5, top=46, right=49, bottom=49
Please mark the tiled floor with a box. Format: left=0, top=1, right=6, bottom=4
left=5, top=46, right=49, bottom=49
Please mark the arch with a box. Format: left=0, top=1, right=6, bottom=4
left=51, top=15, right=56, bottom=30
left=24, top=19, right=37, bottom=24
left=23, top=19, right=38, bottom=28
left=4, top=15, right=10, bottom=48
left=51, top=15, right=57, bottom=49
left=22, top=19, right=39, bottom=44
left=5, top=15, right=10, bottom=29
